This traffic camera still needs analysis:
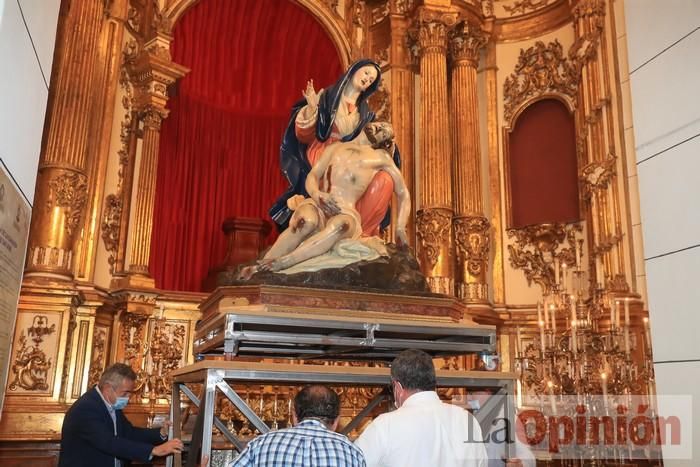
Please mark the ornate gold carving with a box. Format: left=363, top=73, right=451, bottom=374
left=503, top=40, right=577, bottom=123
left=502, top=0, right=551, bottom=16
left=571, top=0, right=605, bottom=21
left=142, top=106, right=167, bottom=130
left=416, top=208, right=452, bottom=269
left=88, top=326, right=108, bottom=388
left=416, top=11, right=456, bottom=56
left=143, top=317, right=187, bottom=399
left=426, top=276, right=454, bottom=296
left=9, top=315, right=56, bottom=391
left=46, top=172, right=88, bottom=236
left=454, top=216, right=490, bottom=276
left=580, top=155, right=616, bottom=201
left=26, top=245, right=73, bottom=270
left=393, top=0, right=416, bottom=16
left=368, top=80, right=391, bottom=123
left=371, top=2, right=390, bottom=26
left=448, top=21, right=488, bottom=66
left=101, top=195, right=122, bottom=273
left=506, top=223, right=582, bottom=293
left=482, top=0, right=494, bottom=17
left=101, top=64, right=134, bottom=271
left=120, top=312, right=148, bottom=368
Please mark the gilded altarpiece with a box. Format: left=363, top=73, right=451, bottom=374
left=0, top=1, right=653, bottom=465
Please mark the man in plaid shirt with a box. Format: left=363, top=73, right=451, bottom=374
left=230, top=385, right=366, bottom=467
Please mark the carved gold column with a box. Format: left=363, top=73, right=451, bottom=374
left=572, top=0, right=629, bottom=293
left=114, top=34, right=188, bottom=289
left=24, top=0, right=105, bottom=279
left=414, top=7, right=457, bottom=295
left=389, top=2, right=416, bottom=246
left=449, top=21, right=490, bottom=303
left=73, top=0, right=129, bottom=282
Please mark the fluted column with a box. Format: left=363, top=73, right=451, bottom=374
left=414, top=8, right=457, bottom=295
left=449, top=22, right=490, bottom=303
left=115, top=34, right=188, bottom=289
left=24, top=0, right=105, bottom=279
left=388, top=4, right=415, bottom=246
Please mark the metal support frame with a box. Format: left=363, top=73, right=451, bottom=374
left=169, top=362, right=517, bottom=467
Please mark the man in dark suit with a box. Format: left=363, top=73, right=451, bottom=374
left=59, top=363, right=184, bottom=466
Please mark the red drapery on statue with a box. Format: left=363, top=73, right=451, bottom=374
left=150, top=0, right=343, bottom=292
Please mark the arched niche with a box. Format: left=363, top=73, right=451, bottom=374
left=163, top=0, right=351, bottom=68
left=504, top=96, right=580, bottom=229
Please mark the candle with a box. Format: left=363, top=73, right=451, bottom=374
left=595, top=256, right=603, bottom=285
left=570, top=301, right=578, bottom=354
left=539, top=320, right=546, bottom=354
left=643, top=317, right=652, bottom=353
left=616, top=300, right=621, bottom=329
left=601, top=373, right=609, bottom=410
left=516, top=326, right=522, bottom=356
left=547, top=381, right=557, bottom=415
left=624, top=299, right=631, bottom=355
left=554, top=258, right=560, bottom=286
left=550, top=304, right=557, bottom=333
left=610, top=299, right=615, bottom=329
left=537, top=302, right=543, bottom=325
left=158, top=304, right=165, bottom=320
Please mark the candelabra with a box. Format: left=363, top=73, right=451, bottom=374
left=514, top=246, right=656, bottom=465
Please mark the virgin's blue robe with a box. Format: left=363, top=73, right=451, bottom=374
left=269, top=59, right=400, bottom=231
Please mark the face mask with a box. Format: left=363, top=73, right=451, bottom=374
left=467, top=399, right=481, bottom=411
left=112, top=396, right=129, bottom=410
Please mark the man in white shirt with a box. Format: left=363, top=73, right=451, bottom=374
left=355, top=349, right=488, bottom=467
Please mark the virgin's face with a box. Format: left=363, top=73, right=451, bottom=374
left=352, top=65, right=378, bottom=92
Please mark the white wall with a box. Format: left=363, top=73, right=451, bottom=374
left=0, top=0, right=60, bottom=205
left=622, top=0, right=700, bottom=464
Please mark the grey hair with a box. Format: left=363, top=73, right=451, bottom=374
left=98, top=363, right=137, bottom=389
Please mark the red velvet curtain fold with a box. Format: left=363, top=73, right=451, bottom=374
left=150, top=0, right=343, bottom=291
left=508, top=98, right=580, bottom=229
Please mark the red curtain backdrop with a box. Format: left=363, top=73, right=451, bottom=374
left=508, top=98, right=580, bottom=228
left=150, top=0, right=343, bottom=292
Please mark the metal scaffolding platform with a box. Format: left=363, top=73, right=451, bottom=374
left=193, top=306, right=497, bottom=360
left=169, top=361, right=518, bottom=467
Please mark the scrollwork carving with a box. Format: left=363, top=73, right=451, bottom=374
left=120, top=312, right=148, bottom=369
left=371, top=3, right=390, bottom=25
left=47, top=172, right=88, bottom=236
left=88, top=326, right=108, bottom=387
left=9, top=315, right=56, bottom=391
left=502, top=0, right=551, bottom=16
left=506, top=223, right=582, bottom=293
left=503, top=40, right=578, bottom=123
left=454, top=216, right=490, bottom=276
left=580, top=155, right=616, bottom=201
left=368, top=79, right=391, bottom=123
left=416, top=208, right=452, bottom=269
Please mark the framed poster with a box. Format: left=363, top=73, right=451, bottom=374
left=0, top=161, right=31, bottom=420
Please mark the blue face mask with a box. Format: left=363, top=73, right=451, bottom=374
left=467, top=399, right=481, bottom=411
left=112, top=396, right=129, bottom=410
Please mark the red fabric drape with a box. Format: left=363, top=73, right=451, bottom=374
left=150, top=0, right=343, bottom=292
left=508, top=98, right=580, bottom=228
